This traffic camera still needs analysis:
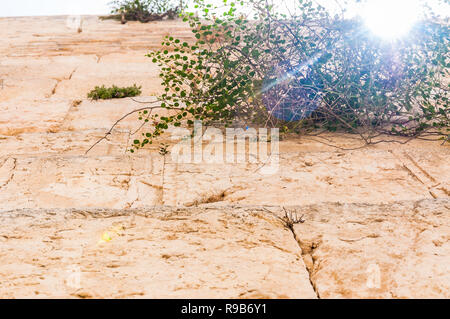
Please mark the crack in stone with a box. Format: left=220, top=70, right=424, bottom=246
left=390, top=150, right=447, bottom=199
left=185, top=188, right=236, bottom=207
left=67, top=68, right=77, bottom=80
left=295, top=237, right=321, bottom=299
left=49, top=79, right=61, bottom=97
left=279, top=211, right=321, bottom=298
left=263, top=207, right=321, bottom=299
left=48, top=68, right=77, bottom=98
left=0, top=157, right=17, bottom=189
left=404, top=153, right=437, bottom=183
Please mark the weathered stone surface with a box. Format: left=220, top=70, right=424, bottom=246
left=0, top=16, right=193, bottom=58
left=0, top=99, right=71, bottom=135
left=60, top=97, right=161, bottom=131
left=0, top=155, right=164, bottom=210
left=0, top=16, right=448, bottom=299
left=290, top=199, right=450, bottom=299
left=0, top=130, right=131, bottom=157
left=53, top=53, right=163, bottom=99
left=1, top=139, right=448, bottom=210
left=162, top=143, right=449, bottom=206
left=0, top=207, right=316, bottom=299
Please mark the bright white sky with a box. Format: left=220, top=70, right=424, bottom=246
left=0, top=0, right=448, bottom=18
left=0, top=0, right=111, bottom=17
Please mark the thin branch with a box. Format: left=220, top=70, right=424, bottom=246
left=85, top=101, right=165, bottom=155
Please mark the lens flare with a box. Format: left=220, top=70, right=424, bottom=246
left=262, top=54, right=323, bottom=122
left=97, top=224, right=125, bottom=245
left=361, top=0, right=421, bottom=39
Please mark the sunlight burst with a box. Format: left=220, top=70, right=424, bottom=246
left=361, top=0, right=421, bottom=39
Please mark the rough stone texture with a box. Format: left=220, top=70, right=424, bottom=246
left=0, top=207, right=316, bottom=299
left=0, top=16, right=193, bottom=58
left=162, top=144, right=450, bottom=206
left=290, top=199, right=450, bottom=299
left=0, top=99, right=71, bottom=136
left=0, top=16, right=449, bottom=299
left=0, top=155, right=164, bottom=210
left=1, top=140, right=448, bottom=209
